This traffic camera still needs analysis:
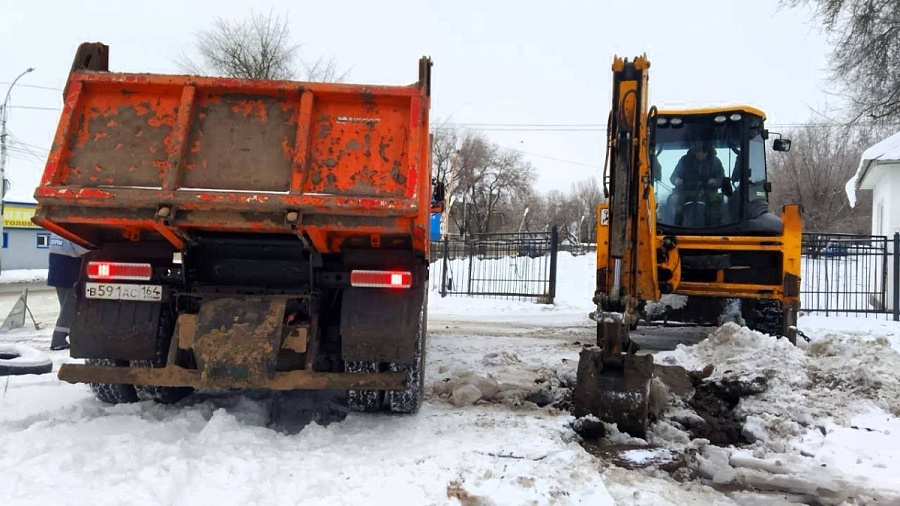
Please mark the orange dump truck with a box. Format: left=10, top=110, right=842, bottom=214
left=33, top=42, right=440, bottom=413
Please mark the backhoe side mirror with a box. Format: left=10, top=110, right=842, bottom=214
left=773, top=138, right=791, bottom=152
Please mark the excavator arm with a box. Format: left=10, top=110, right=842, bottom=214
left=574, top=56, right=678, bottom=437
left=595, top=56, right=661, bottom=345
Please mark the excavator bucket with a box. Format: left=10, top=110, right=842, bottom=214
left=572, top=343, right=654, bottom=438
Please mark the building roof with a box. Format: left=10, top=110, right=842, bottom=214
left=846, top=130, right=900, bottom=207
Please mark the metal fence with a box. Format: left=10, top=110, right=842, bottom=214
left=800, top=232, right=899, bottom=319
left=429, top=227, right=559, bottom=302
left=427, top=229, right=900, bottom=317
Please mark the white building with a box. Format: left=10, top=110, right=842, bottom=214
left=849, top=130, right=900, bottom=236
left=0, top=200, right=50, bottom=271
left=847, top=130, right=900, bottom=313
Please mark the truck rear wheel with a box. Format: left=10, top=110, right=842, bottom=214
left=387, top=301, right=427, bottom=414
left=132, top=308, right=193, bottom=404
left=346, top=361, right=384, bottom=412
left=347, top=299, right=427, bottom=414
left=132, top=362, right=193, bottom=405
left=86, top=359, right=139, bottom=404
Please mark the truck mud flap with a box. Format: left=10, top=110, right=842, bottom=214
left=340, top=287, right=425, bottom=363
left=70, top=299, right=161, bottom=361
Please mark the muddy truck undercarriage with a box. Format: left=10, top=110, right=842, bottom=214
left=33, top=42, right=439, bottom=414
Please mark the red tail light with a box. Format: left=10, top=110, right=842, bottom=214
left=350, top=270, right=412, bottom=289
left=86, top=262, right=153, bottom=281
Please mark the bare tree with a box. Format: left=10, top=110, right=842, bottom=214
left=540, top=190, right=581, bottom=243
left=518, top=189, right=548, bottom=233
left=177, top=9, right=347, bottom=82
left=459, top=137, right=537, bottom=234
left=431, top=125, right=462, bottom=196
left=767, top=123, right=887, bottom=233
left=569, top=177, right=604, bottom=243
left=432, top=124, right=604, bottom=238
left=784, top=0, right=900, bottom=120
left=433, top=129, right=536, bottom=235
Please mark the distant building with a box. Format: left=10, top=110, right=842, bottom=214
left=1, top=201, right=50, bottom=271
left=849, top=129, right=900, bottom=312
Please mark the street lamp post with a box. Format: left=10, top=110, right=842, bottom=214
left=0, top=67, right=35, bottom=270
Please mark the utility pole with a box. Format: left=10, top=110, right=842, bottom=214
left=0, top=67, right=35, bottom=270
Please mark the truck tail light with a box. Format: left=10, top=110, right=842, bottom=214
left=350, top=270, right=412, bottom=289
left=86, top=262, right=153, bottom=281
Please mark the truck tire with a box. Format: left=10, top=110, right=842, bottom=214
left=132, top=361, right=194, bottom=404
left=0, top=344, right=53, bottom=376
left=387, top=301, right=427, bottom=414
left=742, top=298, right=785, bottom=338
left=86, top=359, right=139, bottom=404
left=346, top=361, right=384, bottom=412
left=132, top=309, right=193, bottom=404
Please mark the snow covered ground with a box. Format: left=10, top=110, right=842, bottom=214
left=0, top=254, right=899, bottom=505
left=0, top=268, right=48, bottom=284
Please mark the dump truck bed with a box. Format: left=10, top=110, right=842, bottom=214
left=33, top=61, right=433, bottom=254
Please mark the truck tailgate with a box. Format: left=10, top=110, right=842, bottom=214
left=33, top=58, right=432, bottom=253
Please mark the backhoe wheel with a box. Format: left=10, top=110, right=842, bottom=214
left=346, top=361, right=384, bottom=412
left=86, top=359, right=139, bottom=404
left=387, top=301, right=427, bottom=414
left=741, top=298, right=786, bottom=340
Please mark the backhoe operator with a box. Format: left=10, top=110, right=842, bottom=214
left=669, top=141, right=725, bottom=226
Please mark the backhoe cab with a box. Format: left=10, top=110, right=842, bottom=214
left=652, top=107, right=790, bottom=236
left=573, top=55, right=802, bottom=438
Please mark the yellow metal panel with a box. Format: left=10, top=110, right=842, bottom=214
left=596, top=203, right=609, bottom=291
left=781, top=204, right=803, bottom=303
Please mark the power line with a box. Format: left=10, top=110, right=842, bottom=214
left=8, top=132, right=50, bottom=154
left=0, top=81, right=63, bottom=92
left=441, top=122, right=900, bottom=132
left=8, top=142, right=48, bottom=163
left=7, top=146, right=46, bottom=164
left=1, top=95, right=897, bottom=131
left=498, top=145, right=600, bottom=169
left=7, top=105, right=61, bottom=111
left=451, top=123, right=606, bottom=128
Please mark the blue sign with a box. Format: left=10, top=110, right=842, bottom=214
left=430, top=212, right=442, bottom=242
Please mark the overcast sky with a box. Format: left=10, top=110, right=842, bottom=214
left=1, top=0, right=835, bottom=202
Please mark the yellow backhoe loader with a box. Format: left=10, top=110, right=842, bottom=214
left=573, top=55, right=802, bottom=437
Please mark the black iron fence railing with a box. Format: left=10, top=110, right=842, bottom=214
left=429, top=227, right=559, bottom=303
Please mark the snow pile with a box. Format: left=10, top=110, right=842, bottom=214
left=649, top=322, right=900, bottom=503
left=0, top=382, right=617, bottom=505
left=0, top=269, right=48, bottom=284
left=801, top=313, right=900, bottom=352
left=430, top=355, right=577, bottom=410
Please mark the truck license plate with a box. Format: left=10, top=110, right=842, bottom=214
left=85, top=282, right=162, bottom=302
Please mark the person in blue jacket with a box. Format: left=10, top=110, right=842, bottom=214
left=47, top=233, right=89, bottom=350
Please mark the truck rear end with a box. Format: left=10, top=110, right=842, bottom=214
left=34, top=43, right=438, bottom=413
